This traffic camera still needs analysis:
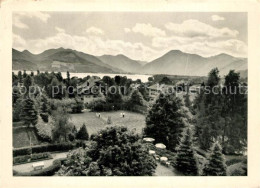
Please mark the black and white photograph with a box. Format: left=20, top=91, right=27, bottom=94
left=10, top=11, right=249, bottom=177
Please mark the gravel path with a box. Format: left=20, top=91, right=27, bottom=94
left=154, top=163, right=183, bottom=176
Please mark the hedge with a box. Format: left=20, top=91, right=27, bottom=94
left=13, top=152, right=51, bottom=165
left=13, top=158, right=67, bottom=176
left=13, top=142, right=74, bottom=157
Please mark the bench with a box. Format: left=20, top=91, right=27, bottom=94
left=32, top=162, right=44, bottom=171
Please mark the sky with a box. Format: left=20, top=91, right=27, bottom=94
left=13, top=12, right=247, bottom=62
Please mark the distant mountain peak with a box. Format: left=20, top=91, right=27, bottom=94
left=116, top=54, right=128, bottom=58
left=22, top=49, right=34, bottom=55
left=212, top=53, right=233, bottom=58
left=169, top=49, right=183, bottom=54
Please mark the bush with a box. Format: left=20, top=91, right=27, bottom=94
left=75, top=140, right=87, bottom=148
left=13, top=142, right=74, bottom=157
left=227, top=162, right=247, bottom=176
left=49, top=98, right=75, bottom=111
left=13, top=147, right=31, bottom=157
left=87, top=99, right=117, bottom=111
left=35, top=116, right=54, bottom=142
left=124, top=104, right=147, bottom=114
left=71, top=99, right=84, bottom=113
left=58, top=126, right=157, bottom=176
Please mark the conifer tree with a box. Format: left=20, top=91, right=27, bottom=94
left=21, top=98, right=38, bottom=126
left=23, top=75, right=33, bottom=95
left=175, top=128, right=199, bottom=175
left=76, top=123, right=89, bottom=140
left=203, top=142, right=227, bottom=176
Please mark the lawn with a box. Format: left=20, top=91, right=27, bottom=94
left=70, top=110, right=146, bottom=136
left=13, top=127, right=40, bottom=148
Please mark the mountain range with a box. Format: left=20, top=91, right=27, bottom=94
left=12, top=48, right=247, bottom=77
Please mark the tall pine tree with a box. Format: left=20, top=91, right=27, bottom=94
left=194, top=68, right=225, bottom=150
left=203, top=142, right=227, bottom=176
left=175, top=128, right=199, bottom=176
left=222, top=70, right=247, bottom=153
left=21, top=98, right=38, bottom=127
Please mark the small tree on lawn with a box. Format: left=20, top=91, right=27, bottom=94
left=175, top=128, right=199, bottom=176
left=203, top=142, right=227, bottom=176
left=129, top=89, right=144, bottom=106
left=21, top=98, right=38, bottom=127
left=76, top=123, right=89, bottom=140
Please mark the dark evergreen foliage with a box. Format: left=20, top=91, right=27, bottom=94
left=175, top=128, right=199, bottom=175
left=21, top=98, right=38, bottom=126
left=203, top=142, right=227, bottom=176
left=76, top=123, right=89, bottom=140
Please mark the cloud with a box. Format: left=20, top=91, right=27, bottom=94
left=211, top=15, right=225, bottom=21
left=159, top=19, right=247, bottom=57
left=129, top=23, right=166, bottom=37
left=86, top=27, right=104, bottom=35
left=55, top=27, right=65, bottom=33
left=152, top=35, right=247, bottom=57
left=13, top=12, right=50, bottom=29
left=165, top=19, right=238, bottom=39
left=13, top=17, right=29, bottom=29
left=13, top=34, right=26, bottom=49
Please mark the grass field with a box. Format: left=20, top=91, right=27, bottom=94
left=13, top=127, right=39, bottom=148
left=70, top=110, right=146, bottom=136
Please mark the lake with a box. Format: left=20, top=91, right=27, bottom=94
left=12, top=70, right=152, bottom=82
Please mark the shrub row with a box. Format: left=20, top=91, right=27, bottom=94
left=13, top=142, right=74, bottom=157
left=13, top=158, right=67, bottom=176
left=124, top=104, right=147, bottom=114
left=87, top=99, right=148, bottom=114
left=13, top=152, right=51, bottom=165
